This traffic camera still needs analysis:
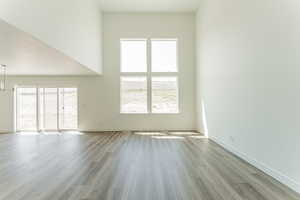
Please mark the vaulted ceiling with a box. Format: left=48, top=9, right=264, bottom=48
left=0, top=0, right=102, bottom=76
left=0, top=0, right=200, bottom=75
left=0, top=19, right=96, bottom=75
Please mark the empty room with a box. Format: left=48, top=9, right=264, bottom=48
left=0, top=0, right=299, bottom=199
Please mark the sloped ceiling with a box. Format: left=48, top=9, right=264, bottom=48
left=0, top=19, right=96, bottom=75
left=0, top=0, right=102, bottom=75
left=99, top=0, right=201, bottom=12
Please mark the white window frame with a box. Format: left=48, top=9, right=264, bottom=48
left=15, top=86, right=39, bottom=132
left=15, top=86, right=79, bottom=132
left=120, top=38, right=179, bottom=114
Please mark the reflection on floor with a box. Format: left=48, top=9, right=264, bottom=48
left=0, top=131, right=299, bottom=200
left=135, top=131, right=204, bottom=140
left=17, top=131, right=83, bottom=135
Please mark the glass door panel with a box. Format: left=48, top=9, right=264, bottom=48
left=38, top=88, right=44, bottom=130
left=16, top=87, right=78, bottom=131
left=59, top=88, right=78, bottom=130
left=43, top=88, right=58, bottom=130
left=17, top=88, right=37, bottom=131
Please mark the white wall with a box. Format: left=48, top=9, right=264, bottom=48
left=0, top=92, right=14, bottom=133
left=0, top=0, right=102, bottom=73
left=0, top=13, right=196, bottom=132
left=196, top=0, right=300, bottom=193
left=0, top=19, right=96, bottom=75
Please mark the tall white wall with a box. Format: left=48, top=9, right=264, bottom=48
left=0, top=92, right=14, bottom=133
left=0, top=0, right=102, bottom=73
left=0, top=13, right=196, bottom=133
left=196, top=0, right=300, bottom=193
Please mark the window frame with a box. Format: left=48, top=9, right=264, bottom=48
left=120, top=38, right=180, bottom=114
left=120, top=38, right=148, bottom=73
left=15, top=85, right=79, bottom=132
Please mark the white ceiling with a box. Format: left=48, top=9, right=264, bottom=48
left=99, top=0, right=200, bottom=12
left=0, top=19, right=96, bottom=76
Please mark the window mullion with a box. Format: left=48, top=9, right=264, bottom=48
left=147, top=39, right=152, bottom=113
left=120, top=38, right=179, bottom=114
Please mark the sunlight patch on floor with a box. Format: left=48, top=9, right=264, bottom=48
left=42, top=131, right=61, bottom=135
left=135, top=132, right=167, bottom=136
left=17, top=132, right=40, bottom=135
left=16, top=131, right=83, bottom=135
left=152, top=135, right=184, bottom=139
left=64, top=131, right=84, bottom=135
left=169, top=131, right=199, bottom=135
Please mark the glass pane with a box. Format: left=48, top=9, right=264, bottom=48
left=39, top=88, right=44, bottom=130
left=17, top=88, right=37, bottom=130
left=121, top=40, right=147, bottom=72
left=152, top=77, right=179, bottom=113
left=121, top=77, right=147, bottom=113
left=151, top=40, right=177, bottom=72
left=44, top=88, right=58, bottom=130
left=59, top=88, right=78, bottom=130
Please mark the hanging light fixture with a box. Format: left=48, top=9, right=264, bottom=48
left=0, top=64, right=7, bottom=91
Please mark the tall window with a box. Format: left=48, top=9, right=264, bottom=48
left=120, top=39, right=179, bottom=114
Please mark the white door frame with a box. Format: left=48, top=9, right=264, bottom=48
left=16, top=86, right=78, bottom=132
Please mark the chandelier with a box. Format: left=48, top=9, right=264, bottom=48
left=0, top=64, right=7, bottom=91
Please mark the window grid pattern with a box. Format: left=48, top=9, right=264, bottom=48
left=120, top=38, right=179, bottom=114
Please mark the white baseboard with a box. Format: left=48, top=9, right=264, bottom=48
left=210, top=136, right=300, bottom=194
left=1, top=129, right=198, bottom=134
left=80, top=129, right=198, bottom=133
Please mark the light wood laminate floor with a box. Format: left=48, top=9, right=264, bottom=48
left=0, top=131, right=299, bottom=200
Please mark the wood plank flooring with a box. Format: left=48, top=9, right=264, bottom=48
left=0, top=131, right=299, bottom=200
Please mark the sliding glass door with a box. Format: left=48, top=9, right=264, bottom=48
left=16, top=88, right=38, bottom=131
left=39, top=88, right=58, bottom=131
left=59, top=88, right=78, bottom=130
left=16, top=87, right=78, bottom=131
